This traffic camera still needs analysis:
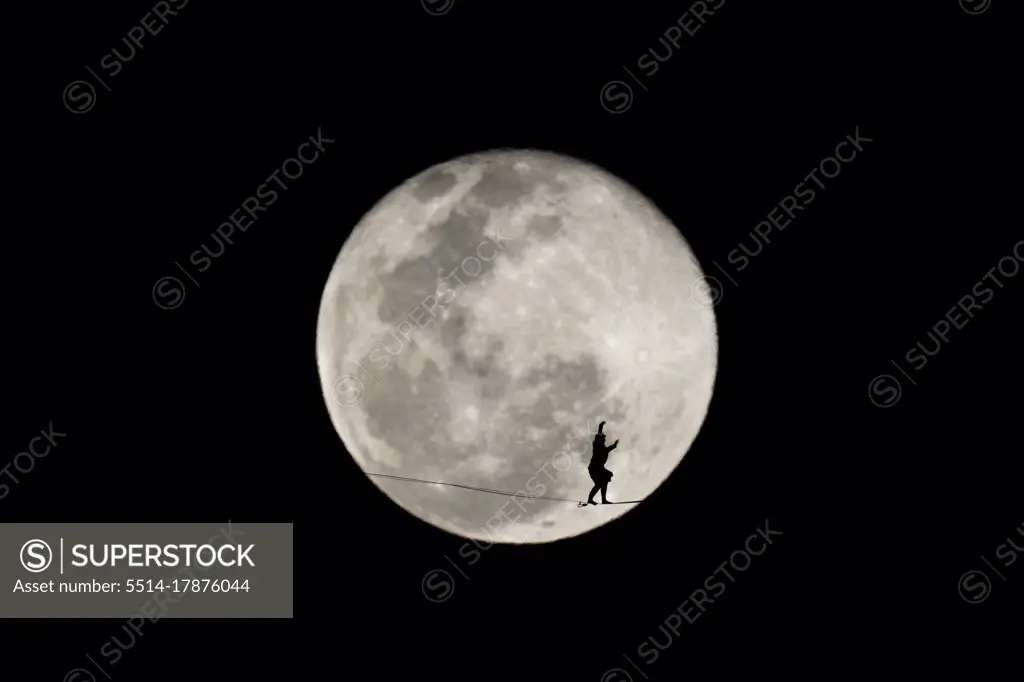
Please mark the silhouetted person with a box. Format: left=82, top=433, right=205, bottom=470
left=587, top=421, right=619, bottom=505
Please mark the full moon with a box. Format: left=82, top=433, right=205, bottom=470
left=316, top=149, right=717, bottom=543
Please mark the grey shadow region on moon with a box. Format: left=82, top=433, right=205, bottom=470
left=316, top=149, right=717, bottom=543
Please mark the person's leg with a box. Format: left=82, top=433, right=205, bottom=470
left=600, top=482, right=609, bottom=503
left=587, top=484, right=600, bottom=504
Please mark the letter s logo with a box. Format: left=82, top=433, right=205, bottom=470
left=20, top=539, right=53, bottom=572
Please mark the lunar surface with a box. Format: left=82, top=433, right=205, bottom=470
left=316, top=149, right=717, bottom=543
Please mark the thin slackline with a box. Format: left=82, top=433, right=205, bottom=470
left=368, top=472, right=522, bottom=497
left=366, top=472, right=578, bottom=503
left=365, top=472, right=642, bottom=505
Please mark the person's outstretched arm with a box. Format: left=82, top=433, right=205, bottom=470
left=608, top=439, right=618, bottom=451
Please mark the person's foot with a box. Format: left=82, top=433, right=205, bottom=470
left=601, top=499, right=611, bottom=504
left=587, top=499, right=598, bottom=505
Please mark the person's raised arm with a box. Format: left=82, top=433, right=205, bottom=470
left=608, top=439, right=619, bottom=451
